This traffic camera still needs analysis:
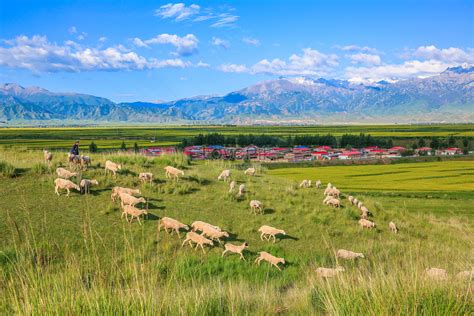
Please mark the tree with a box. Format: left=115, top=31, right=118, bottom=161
left=418, top=138, right=426, bottom=147
left=448, top=136, right=456, bottom=147
left=89, top=141, right=98, bottom=153
left=462, top=137, right=469, bottom=148
left=120, top=141, right=127, bottom=151
left=430, top=137, right=440, bottom=149
left=133, top=142, right=139, bottom=153
left=411, top=142, right=418, bottom=150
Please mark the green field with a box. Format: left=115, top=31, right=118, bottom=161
left=0, top=124, right=472, bottom=149
left=0, top=148, right=472, bottom=314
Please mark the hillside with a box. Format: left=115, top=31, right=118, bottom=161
left=1, top=66, right=473, bottom=124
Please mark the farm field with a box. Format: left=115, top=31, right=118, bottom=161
left=0, top=149, right=472, bottom=314
left=0, top=124, right=473, bottom=149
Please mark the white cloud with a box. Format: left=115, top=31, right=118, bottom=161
left=68, top=26, right=77, bottom=34
left=336, top=44, right=378, bottom=54
left=412, top=45, right=474, bottom=63
left=133, top=34, right=199, bottom=56
left=196, top=61, right=210, bottom=68
left=219, top=48, right=338, bottom=76
left=0, top=35, right=194, bottom=72
left=155, top=3, right=200, bottom=21
left=219, top=63, right=248, bottom=73
left=211, top=37, right=230, bottom=49
left=98, top=36, right=107, bottom=43
left=242, top=37, right=260, bottom=46
left=349, top=53, right=381, bottom=65
left=155, top=3, right=239, bottom=27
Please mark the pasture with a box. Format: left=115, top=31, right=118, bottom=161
left=0, top=123, right=472, bottom=149
left=0, top=148, right=472, bottom=314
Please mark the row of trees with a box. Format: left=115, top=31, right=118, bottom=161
left=88, top=141, right=140, bottom=153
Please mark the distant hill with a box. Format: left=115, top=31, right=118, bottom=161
left=1, top=66, right=473, bottom=124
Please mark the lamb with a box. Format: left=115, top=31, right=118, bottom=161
left=359, top=218, right=376, bottom=229
left=352, top=198, right=359, bottom=206
left=316, top=266, right=345, bottom=278
left=258, top=225, right=286, bottom=243
left=217, top=169, right=231, bottom=182
left=456, top=269, right=473, bottom=280
left=315, top=180, right=321, bottom=188
left=425, top=268, right=448, bottom=280
left=323, top=195, right=334, bottom=204
left=158, top=217, right=189, bottom=237
left=238, top=184, right=245, bottom=197
left=360, top=206, right=371, bottom=219
left=79, top=179, right=98, bottom=194
left=105, top=160, right=122, bottom=177
left=181, top=231, right=214, bottom=253
left=336, top=249, right=365, bottom=260
left=299, top=179, right=311, bottom=188
left=164, top=166, right=184, bottom=181
left=229, top=180, right=236, bottom=193
left=250, top=200, right=263, bottom=214
left=119, top=192, right=146, bottom=208
left=138, top=172, right=153, bottom=184
left=43, top=150, right=53, bottom=165
left=255, top=251, right=285, bottom=271
left=244, top=167, right=256, bottom=176
left=357, top=201, right=364, bottom=209
left=191, top=221, right=222, bottom=233
left=347, top=196, right=354, bottom=204
left=54, top=178, right=80, bottom=197
left=222, top=242, right=249, bottom=261
left=111, top=187, right=141, bottom=202
left=80, top=155, right=91, bottom=168
left=56, top=167, right=77, bottom=180
left=389, top=221, right=398, bottom=233
left=121, top=205, right=148, bottom=224
left=327, top=198, right=341, bottom=208
left=324, top=187, right=340, bottom=198
left=200, top=225, right=229, bottom=244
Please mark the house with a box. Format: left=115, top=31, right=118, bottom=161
left=338, top=150, right=362, bottom=160
left=436, top=147, right=463, bottom=156
left=311, top=150, right=329, bottom=160
left=388, top=146, right=406, bottom=155
left=416, top=147, right=432, bottom=155
left=367, top=149, right=386, bottom=156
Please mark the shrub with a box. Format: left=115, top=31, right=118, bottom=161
left=31, top=163, right=49, bottom=175
left=0, top=160, right=16, bottom=177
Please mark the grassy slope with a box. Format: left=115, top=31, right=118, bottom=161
left=0, top=124, right=473, bottom=149
left=0, top=149, right=472, bottom=314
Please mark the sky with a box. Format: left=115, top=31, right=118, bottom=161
left=0, top=0, right=473, bottom=102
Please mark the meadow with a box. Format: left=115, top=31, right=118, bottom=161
left=0, top=147, right=472, bottom=314
left=0, top=123, right=472, bottom=149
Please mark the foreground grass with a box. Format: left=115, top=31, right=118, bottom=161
left=0, top=149, right=472, bottom=314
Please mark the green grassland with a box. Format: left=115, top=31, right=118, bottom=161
left=0, top=124, right=472, bottom=149
left=0, top=149, right=472, bottom=314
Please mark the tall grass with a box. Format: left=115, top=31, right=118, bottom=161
left=0, top=160, right=16, bottom=177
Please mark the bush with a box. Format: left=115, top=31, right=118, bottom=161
left=89, top=142, right=98, bottom=153
left=0, top=160, right=16, bottom=177
left=31, top=163, right=49, bottom=175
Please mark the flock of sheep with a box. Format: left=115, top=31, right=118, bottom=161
left=45, top=150, right=473, bottom=278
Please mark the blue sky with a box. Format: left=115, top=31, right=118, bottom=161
left=0, top=0, right=472, bottom=102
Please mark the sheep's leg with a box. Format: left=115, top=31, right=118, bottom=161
left=222, top=250, right=228, bottom=257
left=260, top=233, right=264, bottom=241
left=137, top=217, right=141, bottom=225
left=274, top=263, right=282, bottom=271
left=240, top=253, right=246, bottom=261
left=66, top=188, right=70, bottom=197
left=55, top=186, right=60, bottom=196
left=272, top=235, right=276, bottom=243
left=181, top=238, right=189, bottom=247
left=200, top=244, right=206, bottom=253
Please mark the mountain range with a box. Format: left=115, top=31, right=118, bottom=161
left=1, top=66, right=473, bottom=125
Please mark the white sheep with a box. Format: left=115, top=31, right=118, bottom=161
left=217, top=169, right=231, bottom=182
left=191, top=221, right=222, bottom=233
left=250, top=200, right=263, bottom=214
left=258, top=225, right=286, bottom=243
left=200, top=225, right=229, bottom=244
left=359, top=218, right=376, bottom=229
left=111, top=187, right=141, bottom=202
left=327, top=198, right=341, bottom=208
left=389, top=221, right=398, bottom=233
left=138, top=172, right=153, bottom=184
left=164, top=166, right=184, bottom=181
left=327, top=183, right=333, bottom=189
left=425, top=268, right=448, bottom=280
left=43, top=150, right=53, bottom=165
left=67, top=153, right=81, bottom=165
left=119, top=192, right=146, bottom=208
left=315, top=180, right=321, bottom=188
left=255, top=251, right=285, bottom=271
left=181, top=231, right=214, bottom=253
left=456, top=269, right=473, bottom=280
left=324, top=187, right=340, bottom=198
left=79, top=179, right=98, bottom=194
left=299, top=179, right=311, bottom=188
left=80, top=155, right=91, bottom=168
left=158, top=217, right=189, bottom=237
left=357, top=201, right=364, bottom=209
left=121, top=205, right=148, bottom=224
left=323, top=195, right=333, bottom=204
left=222, top=242, right=249, bottom=261
left=244, top=167, right=256, bottom=176
left=54, top=178, right=80, bottom=197
left=336, top=249, right=365, bottom=260
left=56, top=167, right=77, bottom=180
left=238, top=184, right=245, bottom=197
left=316, top=266, right=345, bottom=278
left=105, top=160, right=122, bottom=177
left=352, top=198, right=359, bottom=206
left=229, top=180, right=236, bottom=193
left=347, top=196, right=354, bottom=204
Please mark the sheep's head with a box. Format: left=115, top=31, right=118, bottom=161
left=91, top=180, right=99, bottom=185
left=204, top=239, right=214, bottom=246
left=243, top=242, right=249, bottom=248
left=74, top=185, right=81, bottom=191
left=139, top=198, right=146, bottom=204
left=71, top=172, right=78, bottom=177
left=279, top=258, right=286, bottom=265
left=179, top=170, right=184, bottom=176
left=221, top=231, right=230, bottom=238
left=280, top=230, right=287, bottom=236
left=117, top=164, right=122, bottom=170
left=357, top=253, right=365, bottom=259
left=182, top=224, right=190, bottom=231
